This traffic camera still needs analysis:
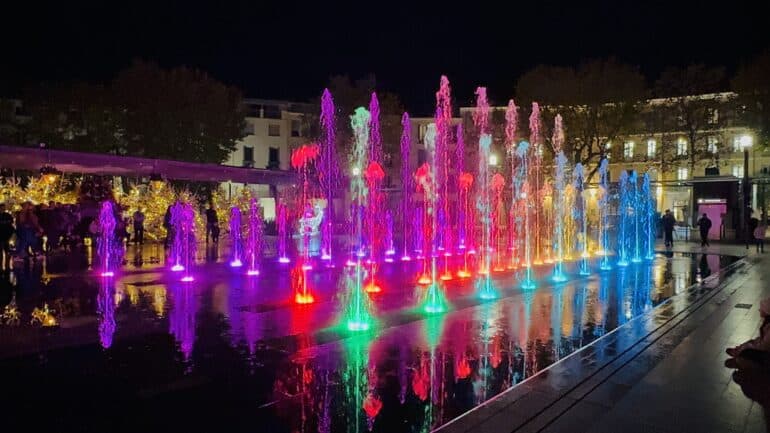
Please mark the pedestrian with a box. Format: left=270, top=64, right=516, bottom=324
left=206, top=204, right=219, bottom=243
left=132, top=208, right=145, bottom=245
left=15, top=202, right=43, bottom=260
left=755, top=222, right=766, bottom=253
left=697, top=213, right=712, bottom=247
left=749, top=211, right=760, bottom=250
left=163, top=205, right=172, bottom=249
left=662, top=209, right=676, bottom=248
left=0, top=203, right=14, bottom=266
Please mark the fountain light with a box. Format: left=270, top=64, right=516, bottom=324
left=278, top=257, right=291, bottom=264
left=171, top=264, right=184, bottom=272
left=181, top=275, right=194, bottom=282
left=247, top=270, right=260, bottom=276
left=230, top=259, right=243, bottom=268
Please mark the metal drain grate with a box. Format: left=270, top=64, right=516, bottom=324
left=735, top=303, right=753, bottom=309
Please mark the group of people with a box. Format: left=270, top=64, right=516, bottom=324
left=662, top=209, right=766, bottom=252
left=0, top=200, right=153, bottom=266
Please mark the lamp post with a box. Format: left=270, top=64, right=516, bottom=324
left=741, top=135, right=753, bottom=248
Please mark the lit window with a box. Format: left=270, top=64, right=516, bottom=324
left=677, top=138, right=688, bottom=156
left=677, top=167, right=689, bottom=180
left=268, top=124, right=280, bottom=137
left=647, top=139, right=656, bottom=158
left=291, top=120, right=301, bottom=137
left=707, top=136, right=718, bottom=154
left=418, top=124, right=428, bottom=143
left=623, top=141, right=634, bottom=159
left=733, top=136, right=742, bottom=152
left=489, top=154, right=498, bottom=166
left=733, top=165, right=744, bottom=178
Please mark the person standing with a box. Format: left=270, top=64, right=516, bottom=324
left=205, top=205, right=219, bottom=243
left=697, top=213, right=712, bottom=247
left=16, top=202, right=43, bottom=260
left=132, top=208, right=145, bottom=245
left=0, top=204, right=14, bottom=267
left=662, top=209, right=676, bottom=248
left=755, top=222, right=766, bottom=253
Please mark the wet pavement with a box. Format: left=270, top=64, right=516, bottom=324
left=0, top=242, right=747, bottom=432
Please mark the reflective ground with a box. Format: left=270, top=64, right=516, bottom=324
left=0, top=245, right=738, bottom=433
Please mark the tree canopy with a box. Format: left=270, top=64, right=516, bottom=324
left=515, top=58, right=646, bottom=178
left=23, top=60, right=245, bottom=164
left=733, top=51, right=770, bottom=148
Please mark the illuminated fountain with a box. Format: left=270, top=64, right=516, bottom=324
left=400, top=112, right=414, bottom=261
left=435, top=76, right=453, bottom=279
left=517, top=141, right=536, bottom=290
left=245, top=198, right=263, bottom=276
left=384, top=210, right=395, bottom=262
left=291, top=143, right=320, bottom=272
left=347, top=107, right=375, bottom=327
left=319, top=89, right=339, bottom=262
left=363, top=160, right=385, bottom=293
left=277, top=202, right=290, bottom=263
left=505, top=99, right=519, bottom=270
left=617, top=170, right=631, bottom=267
left=630, top=170, right=643, bottom=263
left=598, top=159, right=612, bottom=270
left=170, top=200, right=196, bottom=282
left=475, top=87, right=496, bottom=300
left=420, top=123, right=447, bottom=313
left=491, top=172, right=506, bottom=273
left=457, top=172, right=473, bottom=278
left=551, top=115, right=568, bottom=282
left=455, top=123, right=467, bottom=251
left=642, top=173, right=656, bottom=260
left=229, top=206, right=243, bottom=268
left=97, top=200, right=118, bottom=277
left=573, top=163, right=591, bottom=275
left=529, top=103, right=544, bottom=265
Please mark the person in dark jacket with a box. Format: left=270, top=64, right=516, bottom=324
left=662, top=209, right=676, bottom=248
left=697, top=213, right=712, bottom=247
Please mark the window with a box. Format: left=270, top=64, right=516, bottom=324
left=243, top=146, right=254, bottom=167
left=623, top=141, right=634, bottom=159
left=291, top=120, right=301, bottom=137
left=268, top=124, right=281, bottom=137
left=647, top=139, right=656, bottom=158
left=242, top=121, right=254, bottom=135
left=677, top=167, right=689, bottom=180
left=708, top=108, right=719, bottom=125
left=418, top=124, right=428, bottom=143
left=267, top=147, right=280, bottom=169
left=733, top=165, right=744, bottom=178
left=707, top=136, right=718, bottom=154
left=676, top=138, right=688, bottom=156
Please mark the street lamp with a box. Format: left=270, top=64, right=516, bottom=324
left=489, top=154, right=499, bottom=167
left=740, top=135, right=753, bottom=248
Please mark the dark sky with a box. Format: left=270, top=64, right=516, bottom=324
left=2, top=0, right=768, bottom=115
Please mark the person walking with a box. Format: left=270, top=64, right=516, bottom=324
left=662, top=209, right=676, bottom=248
left=132, top=208, right=145, bottom=245
left=697, top=213, right=712, bottom=247
left=205, top=204, right=219, bottom=243
left=16, top=202, right=43, bottom=260
left=0, top=204, right=14, bottom=267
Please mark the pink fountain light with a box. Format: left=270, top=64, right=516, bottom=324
left=319, top=89, right=339, bottom=261
left=246, top=198, right=264, bottom=276
left=229, top=206, right=243, bottom=268
left=97, top=200, right=118, bottom=277
left=400, top=112, right=413, bottom=261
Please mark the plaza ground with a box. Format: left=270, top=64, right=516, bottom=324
left=439, top=241, right=769, bottom=433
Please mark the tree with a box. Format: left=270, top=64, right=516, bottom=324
left=23, top=60, right=246, bottom=165
left=733, top=51, right=770, bottom=148
left=515, top=58, right=646, bottom=179
left=24, top=82, right=123, bottom=153
left=114, top=60, right=245, bottom=163
left=653, top=64, right=728, bottom=174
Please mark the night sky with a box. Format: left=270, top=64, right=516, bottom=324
left=3, top=1, right=768, bottom=115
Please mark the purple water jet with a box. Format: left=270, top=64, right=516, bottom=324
left=229, top=206, right=243, bottom=268
left=246, top=198, right=264, bottom=276
left=319, top=89, right=339, bottom=261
